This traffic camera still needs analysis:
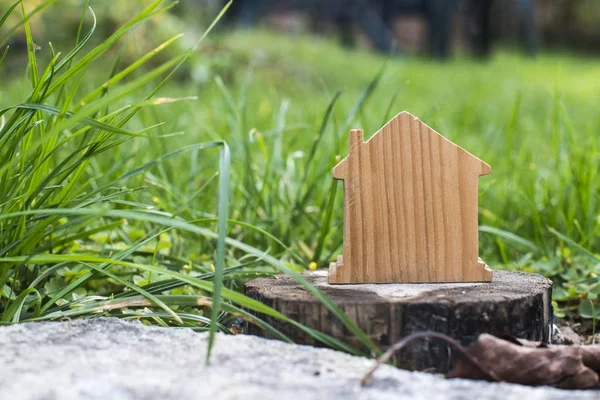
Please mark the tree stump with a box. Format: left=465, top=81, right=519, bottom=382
left=244, top=270, right=552, bottom=373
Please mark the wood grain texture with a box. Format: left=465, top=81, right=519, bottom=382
left=329, top=111, right=492, bottom=284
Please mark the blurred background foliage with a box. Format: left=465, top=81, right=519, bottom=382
left=2, top=0, right=600, bottom=334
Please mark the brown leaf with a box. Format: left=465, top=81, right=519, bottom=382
left=361, top=332, right=600, bottom=390
left=500, top=335, right=600, bottom=372
left=447, top=334, right=599, bottom=389
left=581, top=346, right=600, bottom=371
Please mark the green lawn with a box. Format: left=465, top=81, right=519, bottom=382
left=2, top=1, right=600, bottom=345
left=178, top=30, right=600, bottom=314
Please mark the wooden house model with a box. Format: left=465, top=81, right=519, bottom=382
left=329, top=111, right=492, bottom=284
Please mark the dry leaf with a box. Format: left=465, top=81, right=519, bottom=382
left=448, top=334, right=599, bottom=389
left=361, top=332, right=600, bottom=390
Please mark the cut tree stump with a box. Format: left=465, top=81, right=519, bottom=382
left=244, top=270, right=552, bottom=373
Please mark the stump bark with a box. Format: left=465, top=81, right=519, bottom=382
left=244, top=270, right=552, bottom=372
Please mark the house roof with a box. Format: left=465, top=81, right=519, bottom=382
left=332, top=111, right=491, bottom=180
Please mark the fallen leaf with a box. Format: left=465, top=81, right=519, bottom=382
left=361, top=332, right=600, bottom=390
left=448, top=334, right=599, bottom=389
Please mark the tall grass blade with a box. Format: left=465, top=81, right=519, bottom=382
left=479, top=225, right=539, bottom=253
left=0, top=1, right=20, bottom=29
left=207, top=143, right=230, bottom=363
left=313, top=179, right=338, bottom=263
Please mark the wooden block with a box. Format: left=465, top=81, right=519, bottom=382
left=244, top=270, right=552, bottom=372
left=329, top=111, right=492, bottom=284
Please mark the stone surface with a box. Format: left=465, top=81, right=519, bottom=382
left=245, top=270, right=552, bottom=372
left=0, top=318, right=596, bottom=400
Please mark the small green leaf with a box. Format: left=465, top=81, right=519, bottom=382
left=579, top=300, right=599, bottom=319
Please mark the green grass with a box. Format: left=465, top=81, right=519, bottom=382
left=0, top=0, right=379, bottom=361
left=2, top=0, right=600, bottom=352
left=195, top=31, right=600, bottom=318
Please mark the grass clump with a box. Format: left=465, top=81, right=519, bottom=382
left=182, top=30, right=600, bottom=321
left=4, top=0, right=600, bottom=347
left=0, top=0, right=379, bottom=359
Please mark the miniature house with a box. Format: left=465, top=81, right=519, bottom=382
left=329, top=111, right=492, bottom=284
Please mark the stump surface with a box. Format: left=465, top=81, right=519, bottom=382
left=244, top=270, right=552, bottom=372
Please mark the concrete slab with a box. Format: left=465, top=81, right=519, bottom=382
left=0, top=318, right=596, bottom=400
